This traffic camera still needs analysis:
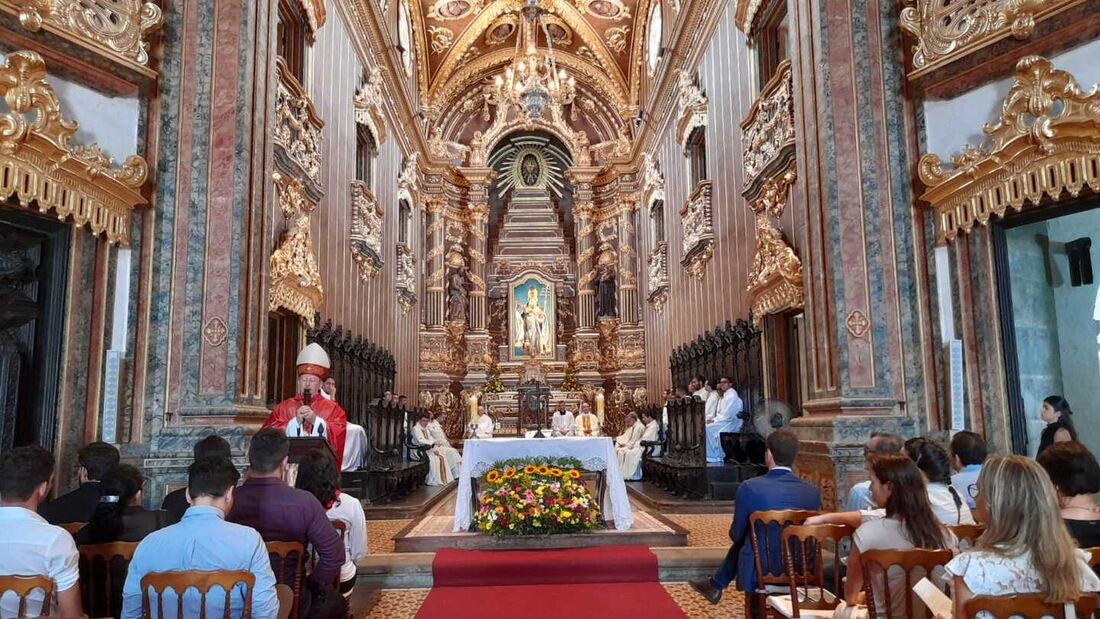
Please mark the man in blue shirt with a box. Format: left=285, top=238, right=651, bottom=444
left=844, top=432, right=903, bottom=511
left=122, top=457, right=279, bottom=619
left=949, top=430, right=987, bottom=509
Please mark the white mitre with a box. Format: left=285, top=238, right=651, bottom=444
left=296, top=342, right=331, bottom=378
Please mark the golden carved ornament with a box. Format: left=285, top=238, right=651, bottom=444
left=733, top=0, right=765, bottom=35
left=918, top=56, right=1100, bottom=244
left=275, top=58, right=324, bottom=189
left=419, top=332, right=451, bottom=372
left=269, top=172, right=324, bottom=324
left=8, top=0, right=164, bottom=69
left=617, top=328, right=645, bottom=369
left=680, top=180, right=714, bottom=279
left=396, top=243, right=417, bottom=313
left=467, top=83, right=592, bottom=167
left=354, top=66, right=387, bottom=145
left=676, top=70, right=708, bottom=147
left=646, top=242, right=669, bottom=312
left=0, top=51, right=147, bottom=245
left=741, top=60, right=795, bottom=197
left=349, top=180, right=383, bottom=280
left=899, top=0, right=1083, bottom=79
left=746, top=163, right=804, bottom=325
left=293, top=0, right=326, bottom=32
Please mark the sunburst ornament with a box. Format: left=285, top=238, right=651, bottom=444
left=489, top=138, right=570, bottom=198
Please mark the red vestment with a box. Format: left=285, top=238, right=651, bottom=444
left=263, top=395, right=348, bottom=465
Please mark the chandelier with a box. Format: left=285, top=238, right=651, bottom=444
left=494, top=0, right=575, bottom=120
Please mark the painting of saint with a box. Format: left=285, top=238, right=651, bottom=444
left=510, top=276, right=554, bottom=359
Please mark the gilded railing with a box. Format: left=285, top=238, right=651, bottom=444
left=349, top=180, right=383, bottom=280
left=680, top=180, right=714, bottom=279
left=0, top=51, right=147, bottom=245
left=899, top=0, right=1085, bottom=79
left=1, top=0, right=163, bottom=73
left=741, top=60, right=795, bottom=198
left=274, top=57, right=324, bottom=190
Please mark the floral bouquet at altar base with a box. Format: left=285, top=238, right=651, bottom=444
left=473, top=457, right=603, bottom=537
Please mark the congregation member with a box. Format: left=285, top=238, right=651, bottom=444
left=904, top=437, right=974, bottom=525
left=397, top=394, right=409, bottom=408
left=122, top=457, right=279, bottom=619
left=574, top=401, right=601, bottom=437
left=814, top=454, right=956, bottom=619
left=0, top=445, right=82, bottom=619
left=946, top=455, right=1099, bottom=617
left=474, top=405, right=495, bottom=438
left=263, top=342, right=348, bottom=466
left=413, top=412, right=462, bottom=485
left=690, top=431, right=820, bottom=613
left=39, top=440, right=119, bottom=525
left=322, top=377, right=368, bottom=471
left=1038, top=441, right=1100, bottom=548
left=295, top=449, right=367, bottom=597
left=705, top=377, right=742, bottom=464
left=845, top=432, right=904, bottom=511
left=550, top=402, right=575, bottom=437
left=75, top=463, right=167, bottom=544
left=162, top=433, right=232, bottom=523
left=620, top=410, right=660, bottom=481
left=228, top=428, right=344, bottom=587
left=1038, top=395, right=1078, bottom=455
left=615, top=412, right=645, bottom=449
left=949, top=430, right=987, bottom=509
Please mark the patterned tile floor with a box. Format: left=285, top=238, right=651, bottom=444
left=665, top=513, right=733, bottom=547
left=367, top=519, right=412, bottom=555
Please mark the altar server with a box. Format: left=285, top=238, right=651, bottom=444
left=474, top=406, right=495, bottom=439
left=262, top=343, right=348, bottom=466
left=413, top=412, right=461, bottom=485
left=621, top=411, right=661, bottom=480
left=706, top=376, right=743, bottom=463
left=551, top=404, right=575, bottom=437
left=703, top=381, right=721, bottom=423
left=574, top=402, right=601, bottom=437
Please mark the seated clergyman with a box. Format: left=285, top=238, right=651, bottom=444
left=414, top=412, right=462, bottom=485
left=551, top=405, right=575, bottom=437
left=574, top=402, right=601, bottom=437
left=619, top=411, right=661, bottom=480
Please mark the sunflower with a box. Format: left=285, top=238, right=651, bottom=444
left=503, top=468, right=516, bottom=479
left=549, top=468, right=563, bottom=477
left=537, top=465, right=550, bottom=475
left=523, top=465, right=537, bottom=475
left=486, top=470, right=502, bottom=483
left=567, top=469, right=582, bottom=479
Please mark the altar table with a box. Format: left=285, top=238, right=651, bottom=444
left=453, top=436, right=635, bottom=532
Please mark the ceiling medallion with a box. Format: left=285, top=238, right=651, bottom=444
left=576, top=0, right=631, bottom=20
left=484, top=14, right=519, bottom=45
left=605, top=25, right=629, bottom=54
left=845, top=310, right=870, bottom=339
left=543, top=15, right=573, bottom=46
left=429, top=26, right=454, bottom=54
left=427, top=0, right=480, bottom=20
left=495, top=0, right=576, bottom=120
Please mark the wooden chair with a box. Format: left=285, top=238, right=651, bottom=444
left=964, top=593, right=1100, bottom=618
left=78, top=541, right=139, bottom=619
left=1087, top=547, right=1100, bottom=568
left=948, top=523, right=985, bottom=549
left=266, top=541, right=308, bottom=619
left=140, top=570, right=255, bottom=619
left=0, top=575, right=55, bottom=617
left=748, top=510, right=819, bottom=617
left=766, top=523, right=854, bottom=618
left=59, top=522, right=85, bottom=535
left=859, top=548, right=953, bottom=619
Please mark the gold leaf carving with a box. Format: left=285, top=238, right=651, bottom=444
left=350, top=181, right=383, bottom=280
left=746, top=163, right=803, bottom=325
left=741, top=60, right=795, bottom=197
left=676, top=70, right=708, bottom=147
left=680, top=180, right=714, bottom=279
left=269, top=172, right=324, bottom=324
left=275, top=58, right=324, bottom=189
left=10, top=0, right=164, bottom=68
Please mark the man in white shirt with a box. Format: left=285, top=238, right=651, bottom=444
left=949, top=430, right=986, bottom=509
left=706, top=377, right=743, bottom=463
left=703, top=380, right=721, bottom=423
left=0, top=445, right=83, bottom=619
left=475, top=407, right=495, bottom=439
left=550, top=404, right=575, bottom=437
left=574, top=402, right=601, bottom=437
left=412, top=412, right=462, bottom=485
left=844, top=432, right=904, bottom=510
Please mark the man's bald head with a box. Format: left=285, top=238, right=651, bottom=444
left=866, top=432, right=903, bottom=455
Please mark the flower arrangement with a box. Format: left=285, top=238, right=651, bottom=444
left=473, top=457, right=602, bottom=537
left=483, top=369, right=505, bottom=394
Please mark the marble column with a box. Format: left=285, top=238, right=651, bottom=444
left=569, top=167, right=601, bottom=330
left=617, top=196, right=640, bottom=325
left=424, top=195, right=447, bottom=327
left=461, top=168, right=493, bottom=332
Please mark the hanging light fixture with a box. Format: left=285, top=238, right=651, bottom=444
left=494, top=0, right=575, bottom=120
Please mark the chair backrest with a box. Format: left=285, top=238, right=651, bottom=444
left=860, top=548, right=953, bottom=619
left=964, top=593, right=1100, bottom=618
left=265, top=541, right=307, bottom=619
left=0, top=575, right=55, bottom=618
left=59, top=522, right=85, bottom=534
left=748, top=510, right=818, bottom=591
left=947, top=524, right=985, bottom=549
left=1087, top=547, right=1100, bottom=569
left=140, top=570, right=255, bottom=619
left=78, top=541, right=140, bottom=619
left=782, top=524, right=855, bottom=615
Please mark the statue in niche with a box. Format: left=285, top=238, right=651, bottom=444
left=518, top=287, right=549, bottom=357
left=520, top=154, right=541, bottom=186
left=446, top=264, right=469, bottom=322
left=595, top=243, right=618, bottom=318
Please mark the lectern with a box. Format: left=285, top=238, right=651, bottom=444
left=287, top=437, right=335, bottom=463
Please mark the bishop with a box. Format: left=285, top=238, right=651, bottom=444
left=262, top=343, right=349, bottom=466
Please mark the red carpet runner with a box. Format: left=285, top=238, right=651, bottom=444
left=415, top=545, right=687, bottom=618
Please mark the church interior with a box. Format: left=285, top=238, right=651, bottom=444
left=1, top=0, right=1100, bottom=617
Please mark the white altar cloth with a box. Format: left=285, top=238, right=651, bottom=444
left=453, top=436, right=634, bottom=532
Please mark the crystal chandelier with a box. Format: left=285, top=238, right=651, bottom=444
left=494, top=0, right=575, bottom=120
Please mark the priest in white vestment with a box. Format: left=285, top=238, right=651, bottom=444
left=474, top=407, right=494, bottom=439
left=706, top=377, right=743, bottom=463
left=321, top=378, right=368, bottom=471
left=574, top=402, right=601, bottom=437
left=620, top=412, right=661, bottom=480
left=413, top=412, right=461, bottom=485
left=428, top=412, right=452, bottom=447
left=550, top=405, right=575, bottom=437
left=615, top=413, right=645, bottom=449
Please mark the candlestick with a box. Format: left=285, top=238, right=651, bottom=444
left=469, top=395, right=479, bottom=425
left=595, top=391, right=605, bottom=424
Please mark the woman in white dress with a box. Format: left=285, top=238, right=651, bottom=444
left=295, top=449, right=367, bottom=597
left=946, top=455, right=1100, bottom=617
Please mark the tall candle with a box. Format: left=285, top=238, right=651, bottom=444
left=469, top=395, right=479, bottom=424
left=595, top=392, right=605, bottom=423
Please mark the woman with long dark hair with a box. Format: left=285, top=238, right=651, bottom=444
left=904, top=437, right=974, bottom=525
left=1038, top=395, right=1077, bottom=455
left=295, top=449, right=366, bottom=597
left=75, top=464, right=166, bottom=544
left=1037, top=442, right=1100, bottom=548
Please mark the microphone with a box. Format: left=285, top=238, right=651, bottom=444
left=303, top=388, right=313, bottom=405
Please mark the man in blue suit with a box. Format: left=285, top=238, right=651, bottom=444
left=690, top=429, right=820, bottom=616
